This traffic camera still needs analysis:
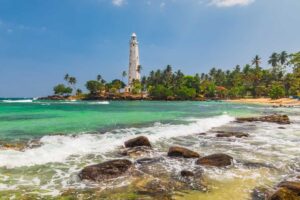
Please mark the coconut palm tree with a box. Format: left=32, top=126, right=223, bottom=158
left=279, top=51, right=289, bottom=66
left=268, top=53, right=279, bottom=67
left=96, top=74, right=102, bottom=82
left=69, top=77, right=77, bottom=85
left=137, top=65, right=142, bottom=73
left=252, top=55, right=261, bottom=68
left=122, top=71, right=127, bottom=83
left=64, top=74, right=70, bottom=82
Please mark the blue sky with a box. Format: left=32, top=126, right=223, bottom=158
left=0, top=0, right=299, bottom=97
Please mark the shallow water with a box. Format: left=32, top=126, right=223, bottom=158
left=0, top=99, right=299, bottom=199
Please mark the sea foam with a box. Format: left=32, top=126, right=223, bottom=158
left=0, top=114, right=233, bottom=168
left=2, top=99, right=33, bottom=103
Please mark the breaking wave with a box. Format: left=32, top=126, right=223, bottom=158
left=0, top=114, right=233, bottom=168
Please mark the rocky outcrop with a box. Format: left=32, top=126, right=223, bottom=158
left=236, top=114, right=290, bottom=124
left=167, top=146, right=200, bottom=158
left=79, top=159, right=133, bottom=182
left=38, top=95, right=68, bottom=100
left=267, top=181, right=300, bottom=200
left=196, top=153, right=233, bottom=167
left=216, top=131, right=249, bottom=138
left=124, top=136, right=151, bottom=148
left=134, top=178, right=172, bottom=198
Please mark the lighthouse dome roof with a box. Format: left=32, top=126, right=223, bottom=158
left=131, top=33, right=137, bottom=37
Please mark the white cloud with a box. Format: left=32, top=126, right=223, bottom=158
left=210, top=0, right=254, bottom=7
left=112, top=0, right=125, bottom=6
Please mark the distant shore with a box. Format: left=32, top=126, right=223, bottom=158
left=226, top=98, right=300, bottom=106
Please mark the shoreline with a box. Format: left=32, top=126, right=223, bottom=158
left=226, top=98, right=300, bottom=106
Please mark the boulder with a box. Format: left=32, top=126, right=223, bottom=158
left=267, top=181, right=300, bottom=200
left=167, top=146, right=200, bottom=158
left=120, top=146, right=152, bottom=158
left=196, top=153, right=233, bottom=167
left=236, top=114, right=290, bottom=124
left=136, top=157, right=163, bottom=165
left=79, top=159, right=133, bottom=182
left=277, top=181, right=300, bottom=193
left=124, top=136, right=151, bottom=148
left=135, top=178, right=170, bottom=196
left=216, top=131, right=249, bottom=138
left=268, top=187, right=299, bottom=200
left=180, top=170, right=194, bottom=177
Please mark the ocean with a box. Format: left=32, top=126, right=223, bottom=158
left=0, top=99, right=299, bottom=199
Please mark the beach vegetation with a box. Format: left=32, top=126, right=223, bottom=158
left=52, top=51, right=300, bottom=100
left=53, top=84, right=73, bottom=96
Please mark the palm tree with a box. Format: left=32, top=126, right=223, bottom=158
left=96, top=74, right=102, bottom=82
left=122, top=71, right=127, bottom=83
left=279, top=51, right=289, bottom=66
left=68, top=77, right=77, bottom=94
left=137, top=65, right=142, bottom=73
left=268, top=53, right=279, bottom=67
left=64, top=74, right=70, bottom=82
left=69, top=77, right=77, bottom=85
left=252, top=55, right=261, bottom=68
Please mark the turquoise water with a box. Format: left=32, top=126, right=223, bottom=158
left=0, top=100, right=257, bottom=141
left=0, top=99, right=299, bottom=199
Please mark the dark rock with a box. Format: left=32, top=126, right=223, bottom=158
left=120, top=146, right=152, bottom=158
left=267, top=181, right=300, bottom=200
left=167, top=146, right=200, bottom=158
left=236, top=114, right=290, bottom=124
left=124, top=136, right=151, bottom=148
left=135, top=157, right=162, bottom=165
left=79, top=159, right=133, bottom=182
left=278, top=127, right=286, bottom=129
left=268, top=187, right=299, bottom=200
left=216, top=131, right=249, bottom=138
left=196, top=153, right=233, bottom=167
left=180, top=170, right=194, bottom=177
left=134, top=178, right=172, bottom=199
left=243, top=162, right=275, bottom=169
left=38, top=95, right=67, bottom=100
left=277, top=181, right=300, bottom=193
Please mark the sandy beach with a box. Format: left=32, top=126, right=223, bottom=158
left=226, top=98, right=300, bottom=106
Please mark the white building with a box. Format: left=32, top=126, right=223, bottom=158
left=127, top=33, right=141, bottom=91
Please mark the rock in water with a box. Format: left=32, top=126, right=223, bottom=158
left=180, top=170, right=194, bottom=177
left=79, top=159, right=133, bottom=181
left=196, top=153, right=233, bottom=167
left=277, top=181, right=300, bottom=193
left=236, top=114, right=290, bottom=124
left=167, top=146, right=200, bottom=158
left=216, top=131, right=249, bottom=138
left=264, top=181, right=300, bottom=200
left=124, top=136, right=151, bottom=148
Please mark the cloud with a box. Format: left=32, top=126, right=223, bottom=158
left=112, top=0, right=125, bottom=6
left=209, top=0, right=255, bottom=7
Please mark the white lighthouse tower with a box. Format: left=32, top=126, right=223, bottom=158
left=128, top=33, right=140, bottom=90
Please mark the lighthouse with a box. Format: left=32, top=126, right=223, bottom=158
left=128, top=33, right=141, bottom=89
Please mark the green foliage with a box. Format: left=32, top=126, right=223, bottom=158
left=269, top=83, right=285, bottom=99
left=149, top=84, right=173, bottom=99
left=175, top=86, right=196, bottom=100
left=131, top=79, right=142, bottom=94
left=53, top=51, right=300, bottom=100
left=53, top=84, right=73, bottom=96
left=85, top=80, right=104, bottom=95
